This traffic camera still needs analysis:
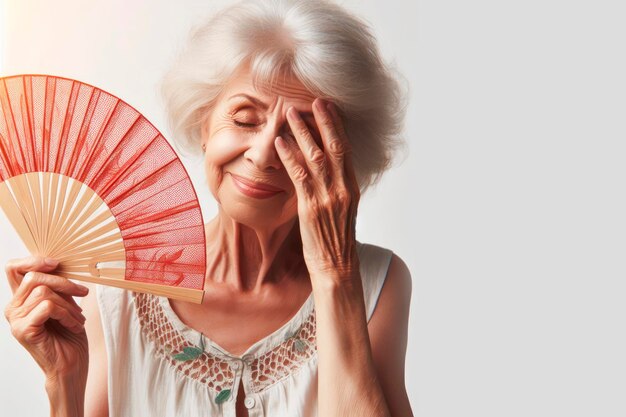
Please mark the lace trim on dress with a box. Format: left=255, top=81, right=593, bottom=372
left=133, top=291, right=317, bottom=396
left=249, top=308, right=317, bottom=392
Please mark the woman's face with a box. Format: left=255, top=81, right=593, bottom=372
left=201, top=70, right=321, bottom=229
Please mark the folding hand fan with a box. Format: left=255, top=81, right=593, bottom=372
left=0, top=74, right=206, bottom=303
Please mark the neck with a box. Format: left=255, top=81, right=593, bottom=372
left=204, top=208, right=305, bottom=293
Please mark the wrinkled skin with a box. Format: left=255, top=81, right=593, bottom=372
left=198, top=69, right=360, bottom=295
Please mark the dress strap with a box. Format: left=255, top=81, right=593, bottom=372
left=356, top=242, right=394, bottom=322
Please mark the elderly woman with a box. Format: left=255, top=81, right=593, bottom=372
left=3, top=0, right=412, bottom=416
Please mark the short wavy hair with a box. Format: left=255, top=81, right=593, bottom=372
left=160, top=0, right=407, bottom=193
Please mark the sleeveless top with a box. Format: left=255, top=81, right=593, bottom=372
left=96, top=241, right=394, bottom=417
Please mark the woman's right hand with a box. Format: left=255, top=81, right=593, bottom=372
left=4, top=256, right=90, bottom=385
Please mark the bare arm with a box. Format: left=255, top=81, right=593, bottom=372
left=368, top=253, right=414, bottom=417
left=313, top=253, right=413, bottom=417
left=81, top=283, right=109, bottom=417
left=313, top=272, right=391, bottom=417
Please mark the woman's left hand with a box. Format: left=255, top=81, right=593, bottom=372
left=275, top=98, right=361, bottom=285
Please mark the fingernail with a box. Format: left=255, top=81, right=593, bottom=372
left=315, top=99, right=325, bottom=112
left=23, top=272, right=34, bottom=283
left=287, top=106, right=301, bottom=121
left=44, top=257, right=58, bottom=266
left=78, top=285, right=89, bottom=294
left=275, top=136, right=287, bottom=149
left=327, top=102, right=336, bottom=116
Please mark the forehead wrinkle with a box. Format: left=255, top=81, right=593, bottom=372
left=223, top=74, right=316, bottom=116
left=253, top=76, right=317, bottom=103
left=266, top=84, right=315, bottom=101
left=228, top=93, right=269, bottom=110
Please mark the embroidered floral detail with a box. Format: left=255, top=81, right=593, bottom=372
left=215, top=389, right=231, bottom=404
left=133, top=292, right=317, bottom=395
left=173, top=332, right=205, bottom=361
left=293, top=339, right=308, bottom=353
left=284, top=325, right=309, bottom=353
left=134, top=292, right=236, bottom=394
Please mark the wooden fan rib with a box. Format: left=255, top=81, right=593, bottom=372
left=25, top=173, right=45, bottom=256
left=61, top=217, right=122, bottom=252
left=56, top=271, right=203, bottom=303
left=0, top=181, right=39, bottom=253
left=57, top=264, right=125, bottom=278
left=9, top=174, right=42, bottom=251
left=48, top=178, right=85, bottom=253
left=60, top=250, right=125, bottom=266
left=50, top=212, right=117, bottom=251
left=55, top=247, right=125, bottom=265
left=47, top=174, right=69, bottom=254
left=44, top=174, right=69, bottom=255
left=41, top=172, right=52, bottom=253
left=54, top=232, right=124, bottom=261
left=48, top=181, right=103, bottom=256
left=44, top=174, right=62, bottom=253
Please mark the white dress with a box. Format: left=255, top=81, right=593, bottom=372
left=96, top=240, right=394, bottom=417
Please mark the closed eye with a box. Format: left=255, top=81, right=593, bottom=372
left=234, top=120, right=258, bottom=128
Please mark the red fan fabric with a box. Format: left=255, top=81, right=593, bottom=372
left=0, top=74, right=206, bottom=290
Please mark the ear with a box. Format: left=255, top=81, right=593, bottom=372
left=199, top=111, right=212, bottom=151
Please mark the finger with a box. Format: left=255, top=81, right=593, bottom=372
left=274, top=135, right=315, bottom=201
left=312, top=99, right=350, bottom=189
left=23, top=299, right=85, bottom=337
left=326, top=102, right=360, bottom=195
left=286, top=106, right=330, bottom=187
left=5, top=256, right=60, bottom=294
left=20, top=285, right=86, bottom=325
left=12, top=272, right=89, bottom=309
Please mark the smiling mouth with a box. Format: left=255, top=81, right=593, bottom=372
left=229, top=173, right=283, bottom=198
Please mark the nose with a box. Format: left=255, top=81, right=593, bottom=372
left=243, top=126, right=283, bottom=171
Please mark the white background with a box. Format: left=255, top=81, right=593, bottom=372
left=1, top=0, right=625, bottom=416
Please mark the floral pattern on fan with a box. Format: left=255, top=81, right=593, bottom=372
left=0, top=74, right=206, bottom=303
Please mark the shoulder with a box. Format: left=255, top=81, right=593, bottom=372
left=356, top=241, right=412, bottom=310
left=365, top=250, right=414, bottom=415
left=369, top=249, right=412, bottom=325
left=384, top=252, right=412, bottom=302
left=356, top=241, right=395, bottom=280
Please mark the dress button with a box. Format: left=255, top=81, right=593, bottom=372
left=244, top=396, right=256, bottom=409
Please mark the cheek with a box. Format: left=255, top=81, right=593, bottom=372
left=204, top=129, right=244, bottom=165
left=203, top=130, right=246, bottom=194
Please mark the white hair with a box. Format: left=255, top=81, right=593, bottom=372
left=160, top=0, right=407, bottom=193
